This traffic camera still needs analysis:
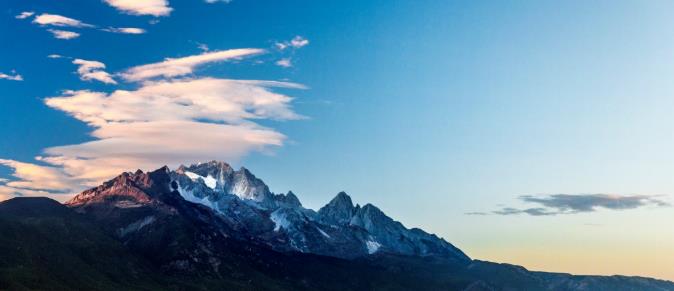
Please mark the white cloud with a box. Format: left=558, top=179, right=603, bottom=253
left=275, top=36, right=309, bottom=50
left=205, top=0, right=232, bottom=3
left=120, top=48, right=264, bottom=81
left=72, top=59, right=117, bottom=84
left=46, top=78, right=303, bottom=126
left=15, top=11, right=34, bottom=19
left=102, top=27, right=146, bottom=34
left=33, top=13, right=94, bottom=28
left=34, top=77, right=304, bottom=186
left=290, top=36, right=309, bottom=48
left=103, top=0, right=172, bottom=17
left=48, top=29, right=80, bottom=40
left=197, top=43, right=209, bottom=52
left=0, top=159, right=76, bottom=193
left=48, top=54, right=64, bottom=59
left=0, top=72, right=23, bottom=81
left=275, top=58, right=292, bottom=68
left=29, top=13, right=146, bottom=37
left=41, top=121, right=286, bottom=184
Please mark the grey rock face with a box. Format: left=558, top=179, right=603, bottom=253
left=318, top=191, right=356, bottom=225
left=274, top=191, right=302, bottom=208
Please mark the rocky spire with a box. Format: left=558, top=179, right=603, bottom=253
left=318, top=191, right=355, bottom=225
left=275, top=191, right=302, bottom=208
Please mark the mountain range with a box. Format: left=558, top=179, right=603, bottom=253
left=1, top=161, right=672, bottom=290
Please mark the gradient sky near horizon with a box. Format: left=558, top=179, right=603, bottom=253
left=2, top=0, right=674, bottom=281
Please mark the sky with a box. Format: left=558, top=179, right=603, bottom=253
left=2, top=0, right=674, bottom=281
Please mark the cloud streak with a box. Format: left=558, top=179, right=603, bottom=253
left=120, top=49, right=264, bottom=81
left=469, top=194, right=669, bottom=216
left=520, top=194, right=669, bottom=213
left=15, top=11, right=34, bottom=19
left=0, top=72, right=23, bottom=81
left=0, top=159, right=75, bottom=192
left=102, top=27, right=146, bottom=34
left=275, top=36, right=309, bottom=50
left=0, top=159, right=82, bottom=202
left=23, top=12, right=145, bottom=39
left=33, top=13, right=94, bottom=28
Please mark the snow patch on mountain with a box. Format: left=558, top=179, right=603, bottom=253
left=366, top=240, right=381, bottom=254
left=118, top=216, right=156, bottom=237
left=270, top=209, right=290, bottom=232
left=184, top=171, right=217, bottom=189
left=316, top=226, right=331, bottom=238
left=174, top=180, right=217, bottom=209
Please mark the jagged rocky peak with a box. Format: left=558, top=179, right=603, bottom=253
left=230, top=166, right=272, bottom=202
left=172, top=161, right=274, bottom=205
left=275, top=191, right=302, bottom=208
left=350, top=203, right=397, bottom=232
left=177, top=160, right=234, bottom=178
left=318, top=191, right=356, bottom=225
left=66, top=166, right=172, bottom=207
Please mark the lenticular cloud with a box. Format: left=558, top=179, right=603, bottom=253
left=42, top=78, right=303, bottom=187
left=0, top=49, right=305, bottom=201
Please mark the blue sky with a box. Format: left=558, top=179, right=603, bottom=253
left=2, top=0, right=674, bottom=280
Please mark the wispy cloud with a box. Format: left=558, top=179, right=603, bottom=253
left=0, top=159, right=75, bottom=192
left=25, top=13, right=146, bottom=38
left=275, top=36, right=309, bottom=50
left=33, top=13, right=94, bottom=28
left=520, top=194, right=669, bottom=212
left=120, top=48, right=264, bottom=81
left=0, top=72, right=23, bottom=81
left=205, top=0, right=232, bottom=3
left=47, top=29, right=80, bottom=40
left=492, top=207, right=558, bottom=216
left=73, top=59, right=117, bottom=84
left=103, top=0, right=172, bottom=17
left=0, top=159, right=82, bottom=202
left=197, top=43, right=210, bottom=52
left=15, top=11, right=34, bottom=19
left=102, top=27, right=146, bottom=34
left=275, top=58, right=292, bottom=68
left=470, top=194, right=670, bottom=216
